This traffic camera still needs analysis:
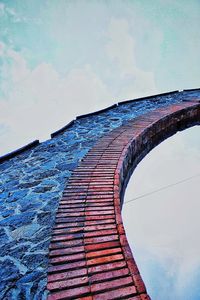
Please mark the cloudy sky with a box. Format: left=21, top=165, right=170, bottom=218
left=0, top=1, right=200, bottom=298
left=0, top=0, right=200, bottom=155
left=123, top=126, right=200, bottom=299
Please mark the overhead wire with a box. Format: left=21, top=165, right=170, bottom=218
left=124, top=173, right=200, bottom=205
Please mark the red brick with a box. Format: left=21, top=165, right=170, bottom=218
left=49, top=245, right=84, bottom=257
left=84, top=229, right=117, bottom=238
left=133, top=274, right=147, bottom=293
left=87, top=254, right=124, bottom=266
left=91, top=276, right=133, bottom=293
left=57, top=207, right=85, bottom=213
left=84, top=219, right=115, bottom=226
left=85, top=210, right=114, bottom=216
left=56, top=212, right=85, bottom=217
left=85, top=241, right=120, bottom=252
left=52, top=227, right=83, bottom=235
left=85, top=195, right=113, bottom=200
left=85, top=206, right=113, bottom=211
left=49, top=252, right=85, bottom=265
left=76, top=297, right=93, bottom=300
left=87, top=191, right=114, bottom=196
left=90, top=267, right=129, bottom=283
left=86, top=247, right=121, bottom=259
left=84, top=234, right=118, bottom=244
left=85, top=198, right=113, bottom=203
left=92, top=285, right=137, bottom=299
left=88, top=260, right=126, bottom=274
left=49, top=238, right=83, bottom=249
left=53, top=222, right=83, bottom=229
left=47, top=276, right=88, bottom=291
left=59, top=203, right=85, bottom=208
left=117, top=223, right=125, bottom=235
left=55, top=216, right=85, bottom=222
left=51, top=233, right=84, bottom=242
left=48, top=268, right=87, bottom=282
left=48, top=260, right=86, bottom=274
left=85, top=215, right=115, bottom=221
left=139, top=294, right=151, bottom=300
left=47, top=286, right=90, bottom=300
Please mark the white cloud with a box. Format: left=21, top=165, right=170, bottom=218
left=0, top=48, right=113, bottom=155
left=106, top=18, right=157, bottom=98
left=6, top=48, right=29, bottom=83
left=0, top=17, right=158, bottom=155
left=0, top=41, right=5, bottom=56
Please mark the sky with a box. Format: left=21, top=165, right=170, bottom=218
left=123, top=126, right=200, bottom=300
left=0, top=1, right=200, bottom=299
left=0, top=0, right=200, bottom=155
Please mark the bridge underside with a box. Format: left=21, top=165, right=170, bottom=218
left=47, top=100, right=200, bottom=299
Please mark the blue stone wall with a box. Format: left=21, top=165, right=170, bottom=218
left=0, top=90, right=199, bottom=299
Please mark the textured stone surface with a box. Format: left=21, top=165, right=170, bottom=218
left=0, top=90, right=200, bottom=298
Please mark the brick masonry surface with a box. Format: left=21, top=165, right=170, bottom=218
left=0, top=90, right=200, bottom=299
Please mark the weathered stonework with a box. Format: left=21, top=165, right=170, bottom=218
left=0, top=90, right=199, bottom=299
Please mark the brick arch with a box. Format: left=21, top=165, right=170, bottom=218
left=47, top=101, right=200, bottom=300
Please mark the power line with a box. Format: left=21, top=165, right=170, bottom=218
left=124, top=173, right=200, bottom=205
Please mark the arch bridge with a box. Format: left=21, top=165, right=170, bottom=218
left=47, top=90, right=200, bottom=299
left=0, top=89, right=199, bottom=299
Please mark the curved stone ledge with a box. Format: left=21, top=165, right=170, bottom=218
left=183, top=88, right=200, bottom=92
left=0, top=90, right=197, bottom=163
left=47, top=101, right=200, bottom=299
left=0, top=140, right=40, bottom=164
left=118, top=90, right=179, bottom=105
left=76, top=104, right=118, bottom=120
left=51, top=90, right=180, bottom=139
left=51, top=121, right=76, bottom=138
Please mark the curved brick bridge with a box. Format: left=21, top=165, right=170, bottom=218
left=0, top=90, right=200, bottom=299
left=47, top=101, right=200, bottom=299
